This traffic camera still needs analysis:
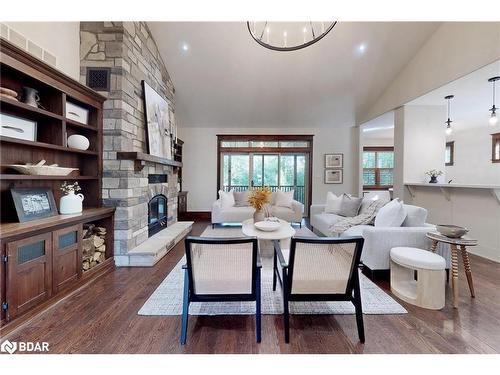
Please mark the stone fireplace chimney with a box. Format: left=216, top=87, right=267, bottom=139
left=79, top=22, right=179, bottom=265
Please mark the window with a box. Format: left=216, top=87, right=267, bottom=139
left=493, top=133, right=500, bottom=163
left=363, top=147, right=394, bottom=189
left=445, top=141, right=454, bottom=166
left=217, top=135, right=313, bottom=214
left=219, top=139, right=309, bottom=149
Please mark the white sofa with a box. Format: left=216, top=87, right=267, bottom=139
left=310, top=203, right=450, bottom=273
left=212, top=199, right=304, bottom=226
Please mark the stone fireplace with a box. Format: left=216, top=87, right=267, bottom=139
left=79, top=22, right=180, bottom=266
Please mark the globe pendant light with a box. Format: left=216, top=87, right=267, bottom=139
left=488, top=76, right=500, bottom=126
left=247, top=22, right=336, bottom=51
left=445, top=95, right=454, bottom=135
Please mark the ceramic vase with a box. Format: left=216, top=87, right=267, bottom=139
left=22, top=87, right=40, bottom=107
left=429, top=176, right=438, bottom=183
left=60, top=191, right=84, bottom=214
left=67, top=134, right=90, bottom=150
left=253, top=209, right=265, bottom=223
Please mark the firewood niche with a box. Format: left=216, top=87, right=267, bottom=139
left=82, top=224, right=107, bottom=271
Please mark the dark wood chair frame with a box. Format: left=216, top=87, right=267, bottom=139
left=181, top=236, right=262, bottom=345
left=272, top=236, right=365, bottom=343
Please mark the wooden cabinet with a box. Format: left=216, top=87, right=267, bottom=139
left=52, top=224, right=82, bottom=293
left=6, top=232, right=53, bottom=320
left=0, top=40, right=114, bottom=329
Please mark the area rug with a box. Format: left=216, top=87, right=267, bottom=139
left=138, top=226, right=407, bottom=316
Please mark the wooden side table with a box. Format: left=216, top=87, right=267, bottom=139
left=426, top=232, right=477, bottom=308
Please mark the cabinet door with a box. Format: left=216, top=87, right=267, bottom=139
left=6, top=232, right=52, bottom=320
left=52, top=224, right=82, bottom=293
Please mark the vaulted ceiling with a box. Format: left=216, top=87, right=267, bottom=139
left=148, top=22, right=441, bottom=128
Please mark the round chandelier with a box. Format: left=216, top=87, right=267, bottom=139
left=247, top=22, right=337, bottom=51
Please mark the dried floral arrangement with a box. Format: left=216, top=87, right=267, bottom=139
left=61, top=181, right=82, bottom=195
left=248, top=187, right=272, bottom=212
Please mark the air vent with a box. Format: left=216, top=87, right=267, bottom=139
left=86, top=68, right=111, bottom=91
left=148, top=174, right=168, bottom=184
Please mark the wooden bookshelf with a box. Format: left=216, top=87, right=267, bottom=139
left=0, top=39, right=114, bottom=327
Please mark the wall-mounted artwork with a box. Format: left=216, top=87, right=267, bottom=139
left=325, top=153, right=343, bottom=168
left=324, top=169, right=343, bottom=184
left=142, top=80, right=172, bottom=159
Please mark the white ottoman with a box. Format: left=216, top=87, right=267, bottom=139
left=390, top=247, right=446, bottom=310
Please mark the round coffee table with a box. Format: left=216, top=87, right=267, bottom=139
left=426, top=231, right=477, bottom=308
left=243, top=219, right=296, bottom=290
left=242, top=219, right=296, bottom=241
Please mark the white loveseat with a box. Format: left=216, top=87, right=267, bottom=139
left=212, top=199, right=303, bottom=226
left=310, top=203, right=450, bottom=273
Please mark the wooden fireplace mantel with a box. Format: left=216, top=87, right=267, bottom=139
left=116, top=152, right=183, bottom=171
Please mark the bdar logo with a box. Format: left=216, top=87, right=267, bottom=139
left=1, top=339, right=17, bottom=354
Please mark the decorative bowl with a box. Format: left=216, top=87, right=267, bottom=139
left=254, top=221, right=281, bottom=232
left=67, top=134, right=90, bottom=150
left=436, top=224, right=469, bottom=238
left=8, top=160, right=78, bottom=176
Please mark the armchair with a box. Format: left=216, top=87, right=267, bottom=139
left=181, top=236, right=262, bottom=344
left=273, top=236, right=365, bottom=343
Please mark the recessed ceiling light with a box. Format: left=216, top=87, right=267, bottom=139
left=181, top=43, right=189, bottom=52
left=358, top=43, right=366, bottom=53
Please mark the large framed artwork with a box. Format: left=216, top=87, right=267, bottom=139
left=142, top=80, right=172, bottom=159
left=11, top=188, right=58, bottom=222
left=324, top=153, right=343, bottom=168
left=324, top=169, right=343, bottom=184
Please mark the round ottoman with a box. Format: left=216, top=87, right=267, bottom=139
left=390, top=247, right=446, bottom=310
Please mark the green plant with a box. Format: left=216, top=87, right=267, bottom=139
left=425, top=169, right=443, bottom=178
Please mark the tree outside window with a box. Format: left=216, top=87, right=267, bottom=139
left=363, top=147, right=394, bottom=189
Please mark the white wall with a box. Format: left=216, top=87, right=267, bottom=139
left=446, top=126, right=500, bottom=185
left=406, top=186, right=500, bottom=262
left=178, top=126, right=359, bottom=211
left=362, top=22, right=500, bottom=124
left=403, top=105, right=447, bottom=184
left=2, top=22, right=80, bottom=80
left=363, top=138, right=394, bottom=147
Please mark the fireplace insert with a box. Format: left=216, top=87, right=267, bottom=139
left=148, top=194, right=168, bottom=237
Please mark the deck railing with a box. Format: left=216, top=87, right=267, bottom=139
left=222, top=185, right=306, bottom=205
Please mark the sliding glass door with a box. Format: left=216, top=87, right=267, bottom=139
left=221, top=152, right=308, bottom=213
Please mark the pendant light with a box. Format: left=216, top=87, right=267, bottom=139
left=488, top=76, right=499, bottom=126
left=247, top=22, right=336, bottom=51
left=445, top=95, right=454, bottom=135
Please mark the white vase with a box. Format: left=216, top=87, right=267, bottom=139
left=60, top=191, right=84, bottom=214
left=67, top=134, right=90, bottom=150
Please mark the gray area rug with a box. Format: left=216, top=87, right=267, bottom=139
left=138, top=226, right=407, bottom=316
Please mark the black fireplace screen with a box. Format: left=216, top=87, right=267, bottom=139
left=148, top=194, right=168, bottom=237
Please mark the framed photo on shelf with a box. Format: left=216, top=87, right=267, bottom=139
left=324, top=169, right=343, bottom=184
left=11, top=188, right=58, bottom=222
left=324, top=153, right=343, bottom=168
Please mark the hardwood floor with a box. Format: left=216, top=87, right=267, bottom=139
left=2, top=221, right=499, bottom=354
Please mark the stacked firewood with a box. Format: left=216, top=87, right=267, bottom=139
left=82, top=224, right=107, bottom=271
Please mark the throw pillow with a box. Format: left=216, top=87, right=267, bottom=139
left=218, top=189, right=235, bottom=208
left=274, top=190, right=294, bottom=208
left=233, top=190, right=250, bottom=207
left=338, top=194, right=363, bottom=217
left=325, top=192, right=342, bottom=214
left=401, top=204, right=428, bottom=227
left=374, top=199, right=407, bottom=227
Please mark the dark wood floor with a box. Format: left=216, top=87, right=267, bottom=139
left=2, top=221, right=500, bottom=354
